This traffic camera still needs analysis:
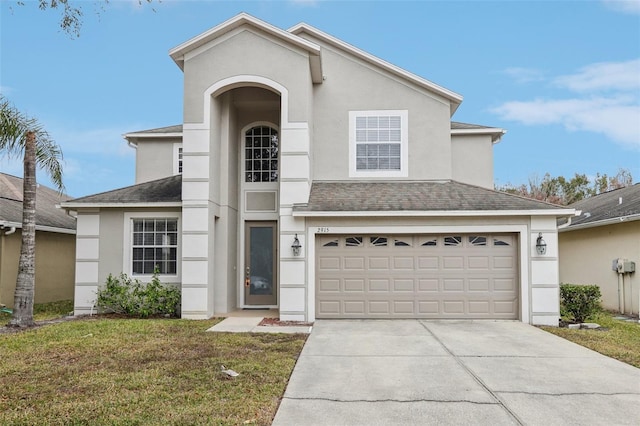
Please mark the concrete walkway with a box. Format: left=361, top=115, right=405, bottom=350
left=273, top=320, right=640, bottom=425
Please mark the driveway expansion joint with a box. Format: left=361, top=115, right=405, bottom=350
left=496, top=391, right=640, bottom=397
left=281, top=396, right=500, bottom=405
left=419, top=321, right=525, bottom=426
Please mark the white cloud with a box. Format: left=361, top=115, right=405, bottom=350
left=554, top=59, right=640, bottom=92
left=492, top=59, right=640, bottom=149
left=492, top=97, right=640, bottom=148
left=602, top=0, right=640, bottom=15
left=502, top=67, right=545, bottom=83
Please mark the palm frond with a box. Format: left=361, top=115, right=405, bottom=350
left=0, top=95, right=65, bottom=192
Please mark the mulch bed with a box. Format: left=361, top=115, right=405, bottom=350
left=258, top=317, right=313, bottom=327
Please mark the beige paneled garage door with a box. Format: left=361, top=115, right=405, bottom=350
left=316, top=234, right=519, bottom=319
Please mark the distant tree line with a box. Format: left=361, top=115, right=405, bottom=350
left=497, top=168, right=633, bottom=206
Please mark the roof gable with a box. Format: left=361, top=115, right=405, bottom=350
left=289, top=23, right=463, bottom=115
left=169, top=13, right=323, bottom=83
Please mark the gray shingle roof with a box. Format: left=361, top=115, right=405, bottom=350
left=0, top=173, right=75, bottom=230
left=126, top=125, right=183, bottom=136
left=126, top=123, right=491, bottom=135
left=451, top=122, right=495, bottom=130
left=565, top=184, right=640, bottom=228
left=67, top=175, right=182, bottom=204
left=294, top=181, right=567, bottom=213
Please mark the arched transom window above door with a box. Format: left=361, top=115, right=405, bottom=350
left=245, top=126, right=278, bottom=182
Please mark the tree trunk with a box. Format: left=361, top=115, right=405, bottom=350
left=10, top=131, right=36, bottom=327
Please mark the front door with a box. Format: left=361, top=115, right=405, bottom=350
left=244, top=221, right=277, bottom=306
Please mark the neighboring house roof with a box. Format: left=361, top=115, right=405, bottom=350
left=62, top=175, right=182, bottom=208
left=0, top=173, right=75, bottom=233
left=560, top=184, right=640, bottom=231
left=293, top=181, right=572, bottom=217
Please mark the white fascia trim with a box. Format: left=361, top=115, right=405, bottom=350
left=559, top=214, right=640, bottom=232
left=0, top=220, right=75, bottom=235
left=451, top=128, right=507, bottom=143
left=288, top=23, right=463, bottom=114
left=169, top=13, right=322, bottom=72
left=293, top=209, right=574, bottom=218
left=60, top=202, right=183, bottom=209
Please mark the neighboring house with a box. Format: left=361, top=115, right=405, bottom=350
left=559, top=184, right=639, bottom=315
left=0, top=172, right=76, bottom=307
left=62, top=13, right=572, bottom=325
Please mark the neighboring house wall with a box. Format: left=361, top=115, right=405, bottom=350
left=135, top=138, right=181, bottom=184
left=451, top=134, right=494, bottom=189
left=559, top=221, right=640, bottom=315
left=0, top=229, right=75, bottom=307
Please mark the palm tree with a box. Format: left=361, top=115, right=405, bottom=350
left=0, top=96, right=64, bottom=327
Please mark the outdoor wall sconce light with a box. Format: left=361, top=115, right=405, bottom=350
left=536, top=232, right=547, bottom=255
left=292, top=234, right=302, bottom=256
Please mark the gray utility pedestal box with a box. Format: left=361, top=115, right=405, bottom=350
left=612, top=258, right=636, bottom=273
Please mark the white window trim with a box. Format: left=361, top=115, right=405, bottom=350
left=173, top=143, right=183, bottom=175
left=349, top=110, right=408, bottom=178
left=123, top=212, right=182, bottom=282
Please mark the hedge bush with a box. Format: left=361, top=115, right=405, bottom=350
left=96, top=270, right=181, bottom=318
left=560, top=284, right=601, bottom=323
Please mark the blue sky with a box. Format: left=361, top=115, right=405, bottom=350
left=1, top=0, right=639, bottom=197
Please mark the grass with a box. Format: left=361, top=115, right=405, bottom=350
left=0, top=316, right=307, bottom=425
left=541, top=311, right=640, bottom=368
left=0, top=299, right=74, bottom=323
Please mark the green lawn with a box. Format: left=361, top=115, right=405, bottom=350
left=0, top=311, right=307, bottom=425
left=541, top=311, right=640, bottom=368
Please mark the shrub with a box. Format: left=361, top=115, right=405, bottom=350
left=96, top=270, right=181, bottom=318
left=560, top=284, right=601, bottom=323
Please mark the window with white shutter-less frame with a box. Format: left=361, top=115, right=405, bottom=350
left=349, top=110, right=408, bottom=177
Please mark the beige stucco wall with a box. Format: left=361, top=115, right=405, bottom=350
left=182, top=27, right=312, bottom=124
left=309, top=44, right=453, bottom=181
left=559, top=221, right=640, bottom=314
left=451, top=134, right=494, bottom=188
left=135, top=138, right=180, bottom=184
left=95, top=208, right=182, bottom=285
left=0, top=230, right=75, bottom=308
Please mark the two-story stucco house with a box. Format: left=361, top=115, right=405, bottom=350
left=62, top=13, right=572, bottom=325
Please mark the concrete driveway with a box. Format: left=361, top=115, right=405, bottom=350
left=273, top=320, right=640, bottom=425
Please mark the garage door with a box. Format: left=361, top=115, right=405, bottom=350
left=316, top=234, right=519, bottom=319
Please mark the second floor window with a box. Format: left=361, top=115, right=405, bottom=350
left=349, top=110, right=408, bottom=177
left=245, top=126, right=278, bottom=182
